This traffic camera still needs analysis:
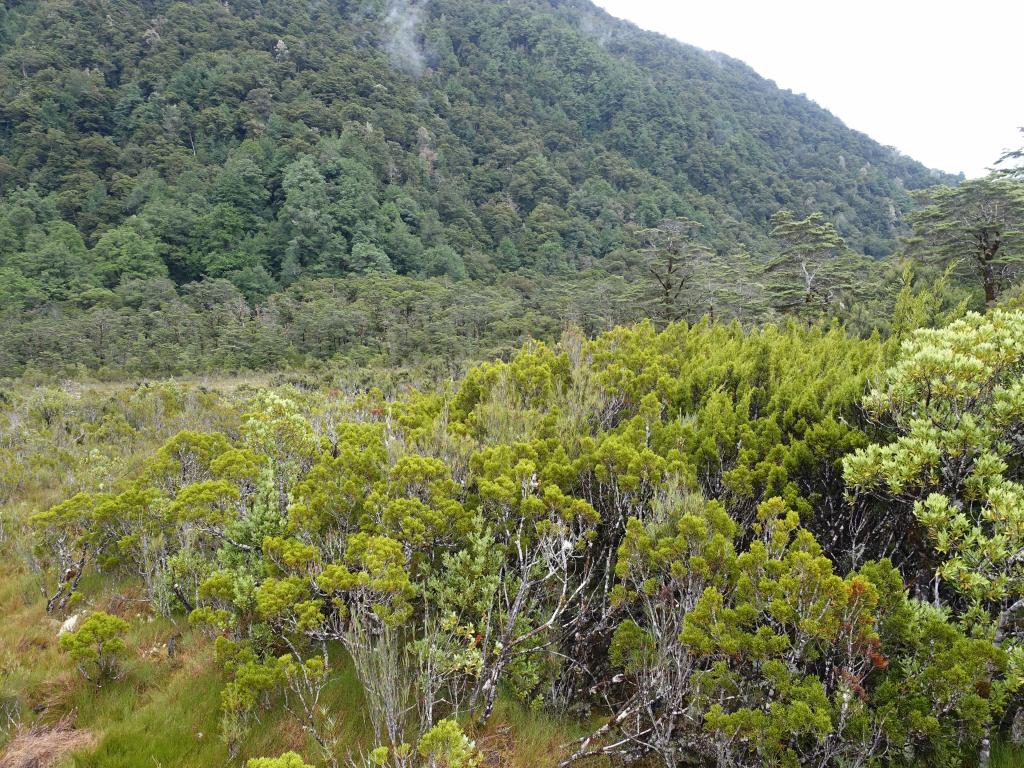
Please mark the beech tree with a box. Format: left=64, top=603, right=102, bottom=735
left=30, top=491, right=122, bottom=613
left=764, top=209, right=856, bottom=321
left=906, top=177, right=1024, bottom=305
left=636, top=218, right=714, bottom=326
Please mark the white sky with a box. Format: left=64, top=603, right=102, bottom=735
left=593, top=0, right=1023, bottom=178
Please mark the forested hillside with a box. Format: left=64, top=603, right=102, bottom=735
left=0, top=0, right=961, bottom=377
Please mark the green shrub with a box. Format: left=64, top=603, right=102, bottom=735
left=59, top=611, right=130, bottom=684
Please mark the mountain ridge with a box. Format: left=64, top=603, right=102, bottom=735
left=582, top=0, right=958, bottom=181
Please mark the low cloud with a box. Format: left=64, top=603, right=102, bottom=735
left=384, top=0, right=425, bottom=76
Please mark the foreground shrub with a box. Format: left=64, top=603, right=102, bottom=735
left=58, top=611, right=130, bottom=684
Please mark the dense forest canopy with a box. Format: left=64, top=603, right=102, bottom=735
left=0, top=0, right=970, bottom=377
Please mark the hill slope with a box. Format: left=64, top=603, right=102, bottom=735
left=0, top=0, right=952, bottom=304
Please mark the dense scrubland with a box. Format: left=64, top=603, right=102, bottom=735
left=5, top=300, right=1024, bottom=768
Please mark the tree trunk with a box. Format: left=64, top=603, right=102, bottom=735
left=984, top=274, right=997, bottom=306
left=980, top=247, right=999, bottom=306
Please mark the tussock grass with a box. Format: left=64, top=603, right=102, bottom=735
left=483, top=698, right=605, bottom=768
left=70, top=646, right=234, bottom=768
left=992, top=738, right=1024, bottom=768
